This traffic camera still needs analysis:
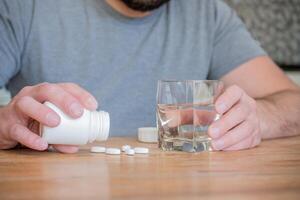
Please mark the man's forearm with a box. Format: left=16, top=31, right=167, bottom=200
left=257, top=89, right=300, bottom=139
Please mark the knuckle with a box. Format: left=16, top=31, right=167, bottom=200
left=81, top=92, right=92, bottom=100
left=231, top=84, right=240, bottom=91
left=43, top=83, right=55, bottom=92
left=61, top=82, right=73, bottom=88
left=68, top=82, right=79, bottom=88
left=223, top=116, right=235, bottom=130
left=231, top=85, right=243, bottom=97
left=19, top=86, right=33, bottom=95
left=15, top=96, right=30, bottom=109
left=38, top=83, right=58, bottom=95
left=9, top=123, right=20, bottom=139
left=62, top=82, right=80, bottom=90
left=230, top=84, right=241, bottom=92
left=236, top=103, right=248, bottom=115
left=223, top=87, right=232, bottom=97
left=61, top=96, right=79, bottom=112
left=19, top=95, right=30, bottom=102
left=36, top=82, right=49, bottom=88
left=229, top=106, right=246, bottom=125
left=222, top=85, right=243, bottom=104
left=62, top=93, right=76, bottom=103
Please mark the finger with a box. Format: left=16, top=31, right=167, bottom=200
left=165, top=108, right=182, bottom=128
left=215, top=85, right=244, bottom=114
left=58, top=83, right=98, bottom=110
left=209, top=102, right=250, bottom=139
left=165, top=108, right=218, bottom=128
left=9, top=124, right=48, bottom=151
left=211, top=120, right=255, bottom=150
left=194, top=109, right=218, bottom=126
left=33, top=83, right=84, bottom=118
left=52, top=145, right=79, bottom=153
left=164, top=108, right=193, bottom=128
left=222, top=132, right=259, bottom=151
left=16, top=96, right=60, bottom=127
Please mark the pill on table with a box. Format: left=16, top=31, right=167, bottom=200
left=105, top=148, right=121, bottom=155
left=134, top=147, right=149, bottom=154
left=90, top=146, right=106, bottom=153
left=122, top=145, right=131, bottom=152
left=125, top=148, right=135, bottom=156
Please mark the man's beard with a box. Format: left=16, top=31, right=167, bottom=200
left=121, top=0, right=170, bottom=12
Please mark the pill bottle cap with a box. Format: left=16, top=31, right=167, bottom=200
left=97, top=111, right=110, bottom=141
left=90, top=111, right=110, bottom=142
left=138, top=127, right=158, bottom=143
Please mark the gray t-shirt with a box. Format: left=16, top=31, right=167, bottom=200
left=0, top=0, right=265, bottom=136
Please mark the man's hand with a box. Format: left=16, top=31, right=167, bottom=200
left=0, top=82, right=98, bottom=153
left=209, top=85, right=261, bottom=151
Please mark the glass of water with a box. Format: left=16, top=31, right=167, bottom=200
left=156, top=80, right=223, bottom=152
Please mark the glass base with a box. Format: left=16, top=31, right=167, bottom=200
left=160, top=137, right=211, bottom=152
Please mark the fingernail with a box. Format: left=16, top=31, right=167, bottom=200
left=46, top=112, right=60, bottom=125
left=210, top=127, right=220, bottom=138
left=70, top=103, right=83, bottom=117
left=86, top=97, right=98, bottom=110
left=38, top=139, right=48, bottom=150
left=217, top=103, right=227, bottom=113
left=212, top=139, right=224, bottom=150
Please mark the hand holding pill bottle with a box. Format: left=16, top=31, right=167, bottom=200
left=40, top=102, right=110, bottom=145
left=0, top=83, right=101, bottom=153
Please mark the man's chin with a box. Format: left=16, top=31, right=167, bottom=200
left=121, top=0, right=170, bottom=12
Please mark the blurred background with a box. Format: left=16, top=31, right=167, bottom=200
left=0, top=0, right=299, bottom=105
left=225, top=0, right=300, bottom=83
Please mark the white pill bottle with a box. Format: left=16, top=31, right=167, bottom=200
left=40, top=102, right=110, bottom=145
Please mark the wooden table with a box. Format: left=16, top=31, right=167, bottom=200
left=0, top=137, right=300, bottom=200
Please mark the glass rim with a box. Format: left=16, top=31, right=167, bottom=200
left=157, top=79, right=222, bottom=83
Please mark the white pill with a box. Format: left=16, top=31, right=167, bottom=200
left=122, top=145, right=131, bottom=152
left=105, top=148, right=121, bottom=155
left=125, top=148, right=135, bottom=156
left=90, top=146, right=106, bottom=153
left=134, top=147, right=149, bottom=154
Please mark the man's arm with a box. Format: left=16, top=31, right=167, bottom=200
left=204, top=1, right=299, bottom=150
left=221, top=56, right=300, bottom=140
left=257, top=90, right=300, bottom=139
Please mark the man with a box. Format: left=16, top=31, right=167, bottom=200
left=0, top=0, right=299, bottom=153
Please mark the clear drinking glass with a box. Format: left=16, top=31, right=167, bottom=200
left=156, top=80, right=223, bottom=152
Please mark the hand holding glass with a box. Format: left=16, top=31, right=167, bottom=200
left=156, top=80, right=223, bottom=152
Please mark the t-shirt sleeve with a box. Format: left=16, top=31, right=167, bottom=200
left=208, top=0, right=267, bottom=80
left=0, top=0, right=33, bottom=87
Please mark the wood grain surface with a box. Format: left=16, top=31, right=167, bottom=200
left=0, top=136, right=300, bottom=200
